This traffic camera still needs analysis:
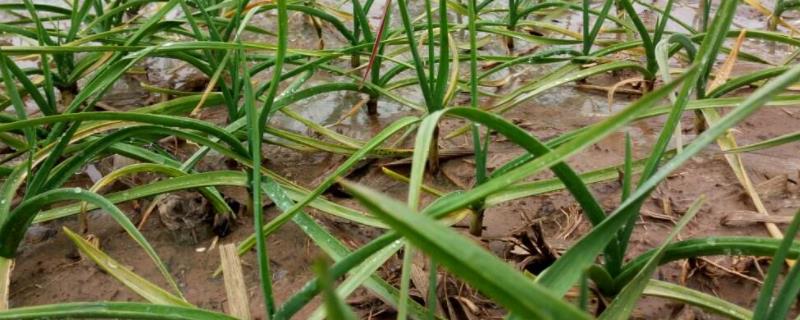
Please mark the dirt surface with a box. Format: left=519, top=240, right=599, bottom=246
left=6, top=1, right=800, bottom=319
left=10, top=81, right=800, bottom=319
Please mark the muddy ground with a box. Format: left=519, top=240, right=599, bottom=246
left=6, top=1, right=800, bottom=319
left=10, top=80, right=800, bottom=320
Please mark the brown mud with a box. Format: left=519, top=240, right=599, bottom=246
left=5, top=0, right=800, bottom=319
left=10, top=83, right=800, bottom=320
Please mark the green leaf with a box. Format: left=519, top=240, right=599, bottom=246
left=610, top=0, right=739, bottom=275
left=62, top=227, right=190, bottom=307
left=766, top=247, right=800, bottom=319
left=314, top=259, right=358, bottom=320
left=643, top=280, right=751, bottom=320
left=618, top=237, right=800, bottom=285
left=727, top=130, right=800, bottom=153
left=236, top=116, right=418, bottom=255
left=538, top=45, right=800, bottom=298
left=269, top=178, right=429, bottom=320
left=85, top=163, right=230, bottom=221
left=33, top=171, right=380, bottom=228
left=753, top=209, right=800, bottom=319
left=0, top=257, right=9, bottom=311
left=0, top=188, right=184, bottom=300
left=600, top=197, right=704, bottom=319
left=0, top=302, right=235, bottom=320
left=0, top=112, right=248, bottom=158
left=341, top=180, right=591, bottom=320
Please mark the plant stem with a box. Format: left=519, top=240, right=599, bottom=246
left=396, top=0, right=434, bottom=108
left=427, top=125, right=440, bottom=173
left=397, top=245, right=414, bottom=319
left=468, top=0, right=487, bottom=237
left=583, top=0, right=591, bottom=53
left=698, top=0, right=709, bottom=31
left=578, top=273, right=589, bottom=311
left=456, top=0, right=465, bottom=39
left=0, top=257, right=11, bottom=310
left=427, top=258, right=438, bottom=317
left=770, top=1, right=782, bottom=31
left=367, top=94, right=378, bottom=116
left=250, top=0, right=290, bottom=314
left=617, top=0, right=633, bottom=41
left=694, top=110, right=707, bottom=134
left=507, top=0, right=516, bottom=53
left=352, top=0, right=374, bottom=71
left=58, top=84, right=78, bottom=112
left=424, top=0, right=435, bottom=93
left=769, top=0, right=783, bottom=53
left=469, top=210, right=485, bottom=236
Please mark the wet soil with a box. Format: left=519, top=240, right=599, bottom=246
left=10, top=84, right=800, bottom=320
left=5, top=0, right=800, bottom=319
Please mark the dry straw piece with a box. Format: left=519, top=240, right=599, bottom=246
left=220, top=244, right=251, bottom=320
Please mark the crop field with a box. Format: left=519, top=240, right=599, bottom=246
left=2, top=0, right=800, bottom=319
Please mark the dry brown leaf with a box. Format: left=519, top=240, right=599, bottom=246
left=220, top=244, right=251, bottom=320
left=607, top=77, right=644, bottom=110
left=708, top=30, right=747, bottom=91
left=701, top=29, right=792, bottom=266
left=742, top=0, right=800, bottom=34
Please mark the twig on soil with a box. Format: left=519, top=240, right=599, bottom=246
left=137, top=197, right=161, bottom=229
left=198, top=236, right=219, bottom=253
left=93, top=102, right=124, bottom=112
left=573, top=84, right=642, bottom=96
left=332, top=96, right=369, bottom=126
left=752, top=257, right=767, bottom=279
left=608, top=77, right=645, bottom=111
left=641, top=209, right=677, bottom=223
left=721, top=211, right=794, bottom=226
left=699, top=257, right=763, bottom=285
left=679, top=260, right=690, bottom=286
left=557, top=205, right=583, bottom=239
